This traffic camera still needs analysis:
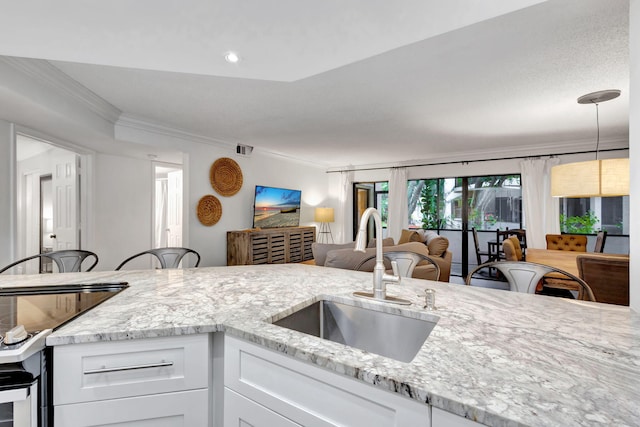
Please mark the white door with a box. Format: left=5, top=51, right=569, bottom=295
left=51, top=150, right=79, bottom=250
left=166, top=170, right=183, bottom=247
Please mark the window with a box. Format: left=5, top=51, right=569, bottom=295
left=559, top=196, right=628, bottom=235
left=408, top=175, right=522, bottom=231
left=408, top=174, right=522, bottom=278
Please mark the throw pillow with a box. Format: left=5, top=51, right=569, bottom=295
left=426, top=236, right=449, bottom=257
left=397, top=229, right=422, bottom=245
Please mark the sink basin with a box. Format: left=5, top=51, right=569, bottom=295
left=272, top=299, right=437, bottom=362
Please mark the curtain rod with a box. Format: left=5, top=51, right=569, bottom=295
left=325, top=147, right=628, bottom=173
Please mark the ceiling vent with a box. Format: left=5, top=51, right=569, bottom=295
left=236, top=144, right=253, bottom=156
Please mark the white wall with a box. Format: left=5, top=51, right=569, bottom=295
left=93, top=153, right=153, bottom=270
left=0, top=120, right=15, bottom=266
left=115, top=123, right=329, bottom=267
left=629, top=0, right=639, bottom=312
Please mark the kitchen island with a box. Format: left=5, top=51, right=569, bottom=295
left=3, top=264, right=639, bottom=426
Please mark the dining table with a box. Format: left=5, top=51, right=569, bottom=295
left=524, top=248, right=587, bottom=296
left=525, top=248, right=582, bottom=277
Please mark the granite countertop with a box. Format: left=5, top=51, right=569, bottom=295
left=3, top=264, right=639, bottom=426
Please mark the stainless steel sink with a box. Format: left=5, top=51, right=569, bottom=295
left=272, top=299, right=437, bottom=362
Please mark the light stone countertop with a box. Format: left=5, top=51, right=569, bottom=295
left=3, top=264, right=639, bottom=426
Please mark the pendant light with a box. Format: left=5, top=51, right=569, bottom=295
left=551, top=89, right=629, bottom=198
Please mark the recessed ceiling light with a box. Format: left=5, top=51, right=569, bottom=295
left=225, top=51, right=240, bottom=64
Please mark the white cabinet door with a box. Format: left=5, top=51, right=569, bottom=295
left=55, top=388, right=208, bottom=426
left=224, top=335, right=430, bottom=427
left=225, top=388, right=302, bottom=427
left=432, top=407, right=485, bottom=427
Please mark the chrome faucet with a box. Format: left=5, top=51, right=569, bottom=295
left=353, top=207, right=401, bottom=301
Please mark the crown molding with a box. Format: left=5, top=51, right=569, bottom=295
left=116, top=114, right=238, bottom=148
left=326, top=136, right=629, bottom=173
left=116, top=114, right=327, bottom=169
left=1, top=56, right=122, bottom=124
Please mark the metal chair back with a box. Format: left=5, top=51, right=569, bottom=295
left=466, top=261, right=595, bottom=301
left=115, top=247, right=201, bottom=270
left=0, top=250, right=99, bottom=274
left=354, top=251, right=440, bottom=281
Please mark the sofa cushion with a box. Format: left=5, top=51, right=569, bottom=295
left=312, top=242, right=355, bottom=266
left=324, top=242, right=431, bottom=272
left=324, top=247, right=377, bottom=270
left=367, top=237, right=395, bottom=248
left=312, top=238, right=393, bottom=266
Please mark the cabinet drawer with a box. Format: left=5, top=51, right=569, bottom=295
left=54, top=334, right=210, bottom=405
left=225, top=388, right=302, bottom=427
left=224, top=335, right=429, bottom=427
left=55, top=388, right=209, bottom=426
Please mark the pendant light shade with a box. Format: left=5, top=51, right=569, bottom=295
left=550, top=89, right=628, bottom=198
left=550, top=158, right=629, bottom=197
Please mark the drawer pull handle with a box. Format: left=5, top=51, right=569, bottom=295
left=84, top=360, right=174, bottom=375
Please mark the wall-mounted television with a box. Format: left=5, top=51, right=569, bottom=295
left=253, top=185, right=302, bottom=228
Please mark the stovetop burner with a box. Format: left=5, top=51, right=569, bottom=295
left=0, top=282, right=129, bottom=363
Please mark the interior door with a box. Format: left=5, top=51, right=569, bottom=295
left=51, top=150, right=79, bottom=251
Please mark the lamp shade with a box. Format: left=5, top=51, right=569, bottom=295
left=551, top=158, right=629, bottom=197
left=314, top=207, right=334, bottom=222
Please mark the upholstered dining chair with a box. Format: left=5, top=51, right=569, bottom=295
left=502, top=239, right=520, bottom=261
left=0, top=249, right=99, bottom=274
left=466, top=261, right=595, bottom=301
left=115, top=247, right=201, bottom=270
left=545, top=234, right=588, bottom=251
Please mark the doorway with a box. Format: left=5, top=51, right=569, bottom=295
left=353, top=182, right=388, bottom=241
left=154, top=164, right=183, bottom=249
left=16, top=134, right=82, bottom=273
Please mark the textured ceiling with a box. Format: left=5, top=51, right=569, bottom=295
left=0, top=0, right=630, bottom=168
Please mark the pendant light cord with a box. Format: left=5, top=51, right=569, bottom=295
left=594, top=102, right=600, bottom=160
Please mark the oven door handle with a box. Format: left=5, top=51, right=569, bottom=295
left=83, top=360, right=174, bottom=375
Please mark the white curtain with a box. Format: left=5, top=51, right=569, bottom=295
left=388, top=167, right=408, bottom=243
left=520, top=158, right=560, bottom=249
left=338, top=170, right=354, bottom=243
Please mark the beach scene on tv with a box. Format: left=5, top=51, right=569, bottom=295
left=253, top=186, right=302, bottom=228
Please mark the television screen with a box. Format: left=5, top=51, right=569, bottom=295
left=253, top=185, right=302, bottom=228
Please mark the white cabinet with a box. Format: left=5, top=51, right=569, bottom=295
left=224, top=335, right=430, bottom=427
left=54, top=334, right=210, bottom=426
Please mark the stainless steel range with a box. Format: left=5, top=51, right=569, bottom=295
left=0, top=282, right=129, bottom=427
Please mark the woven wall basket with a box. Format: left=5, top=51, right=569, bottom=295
left=197, top=195, right=222, bottom=226
left=210, top=157, right=243, bottom=196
